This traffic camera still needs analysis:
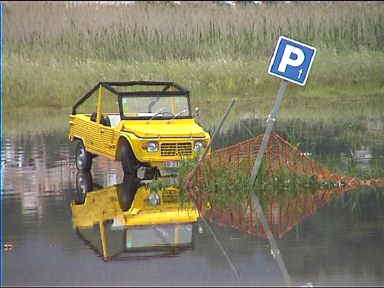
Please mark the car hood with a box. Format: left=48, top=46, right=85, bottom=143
left=121, top=119, right=208, bottom=138
left=71, top=181, right=198, bottom=228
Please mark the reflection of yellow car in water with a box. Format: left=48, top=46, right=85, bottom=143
left=71, top=171, right=199, bottom=261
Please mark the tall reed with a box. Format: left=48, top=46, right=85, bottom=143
left=6, top=2, right=384, bottom=62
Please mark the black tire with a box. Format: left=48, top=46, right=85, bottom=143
left=118, top=174, right=140, bottom=211
left=75, top=171, right=93, bottom=204
left=75, top=140, right=93, bottom=171
left=120, top=140, right=138, bottom=175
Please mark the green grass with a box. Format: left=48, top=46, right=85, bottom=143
left=5, top=50, right=384, bottom=112
left=3, top=2, right=384, bottom=135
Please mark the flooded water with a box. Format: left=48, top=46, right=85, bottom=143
left=3, top=119, right=384, bottom=286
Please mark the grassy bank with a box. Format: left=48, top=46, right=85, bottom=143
left=4, top=51, right=384, bottom=131
left=3, top=2, right=384, bottom=133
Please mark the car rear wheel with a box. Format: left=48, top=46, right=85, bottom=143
left=120, top=140, right=138, bottom=176
left=75, top=140, right=93, bottom=171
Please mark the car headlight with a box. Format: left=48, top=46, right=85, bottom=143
left=148, top=192, right=160, bottom=206
left=147, top=142, right=158, bottom=152
left=194, top=141, right=204, bottom=152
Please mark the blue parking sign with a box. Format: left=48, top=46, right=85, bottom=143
left=268, top=36, right=317, bottom=86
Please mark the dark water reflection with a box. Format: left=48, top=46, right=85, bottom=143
left=3, top=119, right=384, bottom=286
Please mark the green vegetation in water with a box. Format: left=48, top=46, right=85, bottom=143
left=146, top=177, right=169, bottom=195
left=331, top=185, right=384, bottom=219
left=153, top=155, right=341, bottom=212
left=141, top=151, right=384, bottom=217
left=197, top=158, right=341, bottom=210
left=145, top=157, right=197, bottom=207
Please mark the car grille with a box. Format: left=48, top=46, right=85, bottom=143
left=160, top=142, right=192, bottom=156
left=161, top=189, right=179, bottom=203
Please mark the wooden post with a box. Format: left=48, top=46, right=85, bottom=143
left=248, top=80, right=292, bottom=286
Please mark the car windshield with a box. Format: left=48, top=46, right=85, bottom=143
left=121, top=95, right=191, bottom=119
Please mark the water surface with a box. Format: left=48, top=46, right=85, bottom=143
left=3, top=119, right=384, bottom=286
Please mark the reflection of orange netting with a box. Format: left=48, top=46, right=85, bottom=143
left=186, top=133, right=384, bottom=239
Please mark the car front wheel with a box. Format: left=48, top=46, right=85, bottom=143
left=75, top=140, right=93, bottom=171
left=120, top=140, right=138, bottom=176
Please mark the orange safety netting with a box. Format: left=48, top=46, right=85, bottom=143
left=186, top=133, right=384, bottom=239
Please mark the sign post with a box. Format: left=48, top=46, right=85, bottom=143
left=250, top=35, right=317, bottom=186
left=249, top=36, right=317, bottom=286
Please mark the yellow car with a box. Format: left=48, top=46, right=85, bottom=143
left=68, top=81, right=210, bottom=178
left=71, top=171, right=199, bottom=260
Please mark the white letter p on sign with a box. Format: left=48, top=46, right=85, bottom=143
left=277, top=45, right=305, bottom=73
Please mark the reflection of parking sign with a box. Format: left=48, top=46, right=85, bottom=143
left=268, top=36, right=317, bottom=86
